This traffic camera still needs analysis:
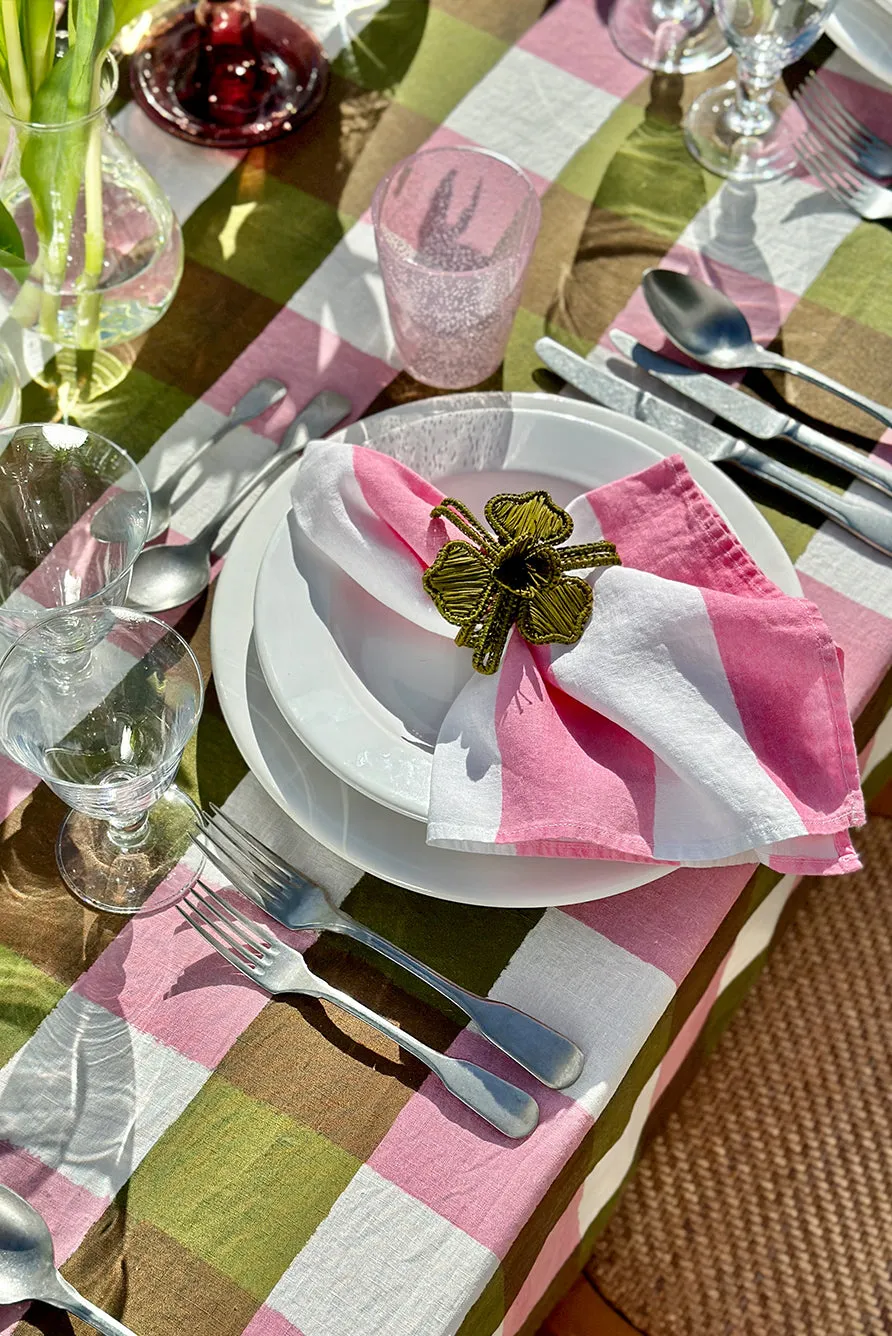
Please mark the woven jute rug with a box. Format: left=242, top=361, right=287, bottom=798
left=586, top=815, right=892, bottom=1336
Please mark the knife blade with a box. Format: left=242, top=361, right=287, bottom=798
left=535, top=337, right=892, bottom=558
left=607, top=328, right=892, bottom=501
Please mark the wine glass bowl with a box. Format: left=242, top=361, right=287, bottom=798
left=684, top=0, right=840, bottom=180
left=0, top=423, right=150, bottom=647
left=129, top=0, right=329, bottom=148
left=608, top=0, right=730, bottom=74
left=0, top=606, right=204, bottom=915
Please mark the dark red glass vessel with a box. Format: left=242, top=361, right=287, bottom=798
left=130, top=0, right=329, bottom=148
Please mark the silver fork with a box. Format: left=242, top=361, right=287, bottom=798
left=193, top=806, right=584, bottom=1090
left=178, top=882, right=540, bottom=1139
left=794, top=74, right=892, bottom=180
left=795, top=130, right=892, bottom=220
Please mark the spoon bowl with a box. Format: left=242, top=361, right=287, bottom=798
left=0, top=1186, right=136, bottom=1334
left=0, top=1185, right=59, bottom=1305
left=642, top=268, right=757, bottom=369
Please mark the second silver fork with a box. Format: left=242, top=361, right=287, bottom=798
left=179, top=882, right=540, bottom=1139
left=794, top=73, right=892, bottom=180
left=193, top=805, right=585, bottom=1091
left=796, top=129, right=892, bottom=220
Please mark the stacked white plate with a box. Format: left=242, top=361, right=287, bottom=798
left=211, top=391, right=800, bottom=909
left=828, top=0, right=892, bottom=87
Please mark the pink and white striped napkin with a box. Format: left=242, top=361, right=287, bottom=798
left=291, top=443, right=865, bottom=876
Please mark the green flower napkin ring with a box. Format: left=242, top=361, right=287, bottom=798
left=422, top=490, right=621, bottom=675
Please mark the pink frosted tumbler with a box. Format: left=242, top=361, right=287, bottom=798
left=372, top=146, right=541, bottom=389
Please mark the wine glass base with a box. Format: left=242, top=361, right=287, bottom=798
left=130, top=4, right=329, bottom=148
left=608, top=0, right=730, bottom=73
left=685, top=80, right=798, bottom=181
left=56, top=787, right=204, bottom=916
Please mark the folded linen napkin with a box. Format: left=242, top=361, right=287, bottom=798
left=292, top=443, right=864, bottom=875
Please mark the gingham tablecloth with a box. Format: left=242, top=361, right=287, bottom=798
left=2, top=3, right=892, bottom=1334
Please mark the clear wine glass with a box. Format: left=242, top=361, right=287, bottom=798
left=0, top=606, right=204, bottom=915
left=0, top=423, right=150, bottom=650
left=608, top=0, right=730, bottom=73
left=684, top=0, right=840, bottom=180
left=129, top=0, right=329, bottom=148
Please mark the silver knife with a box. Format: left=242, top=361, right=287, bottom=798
left=607, top=328, right=892, bottom=502
left=535, top=337, right=892, bottom=558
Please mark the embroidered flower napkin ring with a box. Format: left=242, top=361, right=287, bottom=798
left=422, top=490, right=621, bottom=674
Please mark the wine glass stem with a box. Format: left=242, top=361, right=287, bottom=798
left=728, top=57, right=778, bottom=137
left=108, top=812, right=150, bottom=852
left=651, top=0, right=704, bottom=25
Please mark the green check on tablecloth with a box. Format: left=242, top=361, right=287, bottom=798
left=2, top=3, right=892, bottom=1335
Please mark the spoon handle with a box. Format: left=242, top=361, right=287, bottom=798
left=153, top=380, right=288, bottom=504
left=54, top=1276, right=138, bottom=1336
left=192, top=429, right=309, bottom=550
left=770, top=355, right=892, bottom=432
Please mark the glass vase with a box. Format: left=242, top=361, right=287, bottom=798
left=0, top=48, right=184, bottom=349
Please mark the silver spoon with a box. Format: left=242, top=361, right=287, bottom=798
left=93, top=377, right=288, bottom=544
left=0, top=1185, right=137, bottom=1335
left=126, top=390, right=351, bottom=613
left=643, top=268, right=892, bottom=431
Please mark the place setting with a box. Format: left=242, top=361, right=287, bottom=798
left=0, top=0, right=890, bottom=1332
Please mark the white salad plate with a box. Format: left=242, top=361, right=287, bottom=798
left=828, top=0, right=892, bottom=87
left=254, top=401, right=662, bottom=821
left=211, top=391, right=799, bottom=908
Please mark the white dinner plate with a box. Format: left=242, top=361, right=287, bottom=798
left=254, top=402, right=664, bottom=821
left=828, top=0, right=892, bottom=86
left=211, top=391, right=800, bottom=908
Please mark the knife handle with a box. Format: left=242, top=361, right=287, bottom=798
left=783, top=420, right=892, bottom=501
left=734, top=444, right=892, bottom=558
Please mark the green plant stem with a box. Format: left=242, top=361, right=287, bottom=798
left=76, top=86, right=103, bottom=348
left=1, top=0, right=30, bottom=119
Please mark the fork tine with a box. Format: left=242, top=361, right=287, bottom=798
left=207, top=805, right=293, bottom=879
left=799, top=77, right=868, bottom=149
left=201, top=884, right=274, bottom=945
left=185, top=884, right=265, bottom=962
left=192, top=831, right=280, bottom=906
left=200, top=815, right=286, bottom=893
left=802, top=74, right=880, bottom=150
left=795, top=138, right=853, bottom=208
left=800, top=128, right=855, bottom=186
left=802, top=108, right=868, bottom=172
left=178, top=896, right=259, bottom=972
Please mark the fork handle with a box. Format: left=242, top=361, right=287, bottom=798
left=304, top=976, right=539, bottom=1138
left=333, top=914, right=583, bottom=1090
left=766, top=354, right=892, bottom=433
left=731, top=443, right=892, bottom=556
left=781, top=418, right=892, bottom=500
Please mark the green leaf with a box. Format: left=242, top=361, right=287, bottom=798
left=22, top=48, right=78, bottom=244
left=21, top=0, right=114, bottom=294
left=64, top=0, right=115, bottom=121
left=112, top=0, right=159, bottom=36
left=0, top=196, right=24, bottom=260
left=21, top=0, right=55, bottom=94
left=0, top=197, right=29, bottom=283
